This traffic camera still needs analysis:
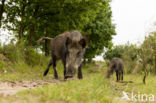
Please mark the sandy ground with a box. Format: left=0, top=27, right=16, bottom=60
left=0, top=79, right=65, bottom=96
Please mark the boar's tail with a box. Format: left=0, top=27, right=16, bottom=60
left=37, top=37, right=53, bottom=44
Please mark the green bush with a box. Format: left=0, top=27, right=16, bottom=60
left=139, top=32, right=156, bottom=74
left=104, top=32, right=156, bottom=75
left=0, top=42, right=25, bottom=62
left=24, top=47, right=49, bottom=66
left=0, top=42, right=49, bottom=67
left=103, top=43, right=139, bottom=74
left=103, top=45, right=124, bottom=60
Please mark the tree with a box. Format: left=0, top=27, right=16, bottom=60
left=4, top=0, right=31, bottom=41
left=139, top=32, right=156, bottom=84
left=83, top=0, right=116, bottom=61
left=103, top=45, right=124, bottom=61
left=104, top=43, right=139, bottom=73
left=0, top=0, right=6, bottom=27
left=3, top=0, right=115, bottom=59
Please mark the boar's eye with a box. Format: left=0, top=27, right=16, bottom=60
left=77, top=51, right=81, bottom=57
left=66, top=37, right=72, bottom=47
left=79, top=38, right=86, bottom=48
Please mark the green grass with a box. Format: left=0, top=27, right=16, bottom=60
left=1, top=73, right=156, bottom=103
left=0, top=61, right=98, bottom=81
left=17, top=74, right=113, bottom=103
left=0, top=61, right=156, bottom=103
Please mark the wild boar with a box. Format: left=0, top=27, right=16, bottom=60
left=106, top=58, right=124, bottom=82
left=38, top=30, right=86, bottom=79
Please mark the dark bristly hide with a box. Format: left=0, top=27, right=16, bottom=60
left=38, top=30, right=86, bottom=79
left=106, top=58, right=124, bottom=82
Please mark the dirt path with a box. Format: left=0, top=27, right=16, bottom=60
left=0, top=79, right=65, bottom=96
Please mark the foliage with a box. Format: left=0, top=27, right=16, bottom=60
left=84, top=0, right=116, bottom=60
left=104, top=32, right=156, bottom=75
left=0, top=0, right=6, bottom=27
left=0, top=42, right=25, bottom=62
left=104, top=43, right=139, bottom=74
left=122, top=44, right=139, bottom=73
left=139, top=32, right=156, bottom=74
left=2, top=0, right=115, bottom=60
left=0, top=41, right=49, bottom=66
left=103, top=45, right=124, bottom=60
left=24, top=47, right=49, bottom=66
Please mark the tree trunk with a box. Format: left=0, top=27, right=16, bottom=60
left=44, top=29, right=49, bottom=56
left=18, top=25, right=25, bottom=41
left=28, top=5, right=39, bottom=45
left=154, top=54, right=156, bottom=74
left=45, top=39, right=49, bottom=56
left=0, top=0, right=5, bottom=27
left=142, top=62, right=147, bottom=84
left=143, top=73, right=146, bottom=84
left=28, top=26, right=35, bottom=45
left=18, top=0, right=26, bottom=41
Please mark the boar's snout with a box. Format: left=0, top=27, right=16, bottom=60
left=65, top=67, right=76, bottom=78
left=65, top=74, right=73, bottom=78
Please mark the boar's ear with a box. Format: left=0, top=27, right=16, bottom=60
left=66, top=37, right=72, bottom=46
left=79, top=38, right=86, bottom=48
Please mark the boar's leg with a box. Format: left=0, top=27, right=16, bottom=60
left=62, top=56, right=67, bottom=79
left=63, top=63, right=67, bottom=79
left=78, top=65, right=83, bottom=79
left=64, top=68, right=67, bottom=79
left=121, top=70, right=123, bottom=81
left=116, top=71, right=119, bottom=82
left=119, top=72, right=121, bottom=81
left=52, top=56, right=58, bottom=79
left=43, top=59, right=53, bottom=76
left=118, top=70, right=123, bottom=81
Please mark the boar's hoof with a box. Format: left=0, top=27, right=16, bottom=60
left=54, top=74, right=58, bottom=79
left=78, top=75, right=83, bottom=79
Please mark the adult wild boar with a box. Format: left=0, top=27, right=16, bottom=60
left=38, top=30, right=86, bottom=79
left=106, top=58, right=124, bottom=82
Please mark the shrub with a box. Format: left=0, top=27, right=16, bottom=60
left=103, top=45, right=124, bottom=60
left=0, top=42, right=49, bottom=67
left=24, top=47, right=49, bottom=66
left=103, top=43, right=139, bottom=74
left=139, top=32, right=156, bottom=75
